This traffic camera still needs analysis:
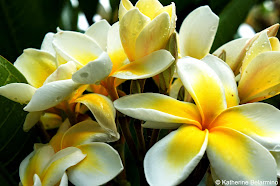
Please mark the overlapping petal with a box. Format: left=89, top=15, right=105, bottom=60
left=14, top=49, right=57, bottom=88
left=118, top=0, right=134, bottom=20
left=207, top=127, right=277, bottom=182
left=72, top=52, right=112, bottom=84
left=53, top=31, right=103, bottom=66
left=144, top=125, right=208, bottom=186
left=40, top=147, right=86, bottom=186
left=210, top=103, right=280, bottom=151
left=0, top=83, right=36, bottom=104
left=135, top=0, right=163, bottom=19
left=23, top=111, right=43, bottom=132
left=44, top=61, right=77, bottom=84
left=67, top=143, right=124, bottom=186
left=177, top=57, right=227, bottom=126
left=238, top=51, right=280, bottom=103
left=61, top=120, right=113, bottom=149
left=75, top=93, right=119, bottom=139
left=112, top=49, right=174, bottom=79
left=19, top=145, right=55, bottom=186
left=119, top=8, right=150, bottom=61
left=240, top=31, right=272, bottom=75
left=202, top=54, right=239, bottom=107
left=213, top=38, right=248, bottom=73
left=41, top=32, right=56, bottom=57
left=24, top=79, right=81, bottom=112
left=179, top=6, right=219, bottom=59
left=135, top=12, right=170, bottom=59
left=107, top=22, right=129, bottom=74
left=85, top=20, right=110, bottom=51
left=114, top=93, right=201, bottom=126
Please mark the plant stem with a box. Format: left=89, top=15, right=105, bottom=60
left=149, top=129, right=160, bottom=148
left=134, top=119, right=146, bottom=160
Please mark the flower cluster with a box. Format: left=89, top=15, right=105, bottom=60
left=1, top=0, right=280, bottom=185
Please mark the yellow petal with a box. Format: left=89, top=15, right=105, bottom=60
left=19, top=145, right=55, bottom=186
left=75, top=94, right=119, bottom=139
left=118, top=0, right=134, bottom=20
left=14, top=49, right=57, bottom=88
left=202, top=55, right=239, bottom=107
left=207, top=127, right=277, bottom=182
left=240, top=31, right=272, bottom=75
left=107, top=22, right=129, bottom=75
left=49, top=119, right=71, bottom=152
left=114, top=93, right=202, bottom=127
left=210, top=103, right=280, bottom=151
left=120, top=8, right=150, bottom=61
left=177, top=57, right=227, bottom=127
left=40, top=113, right=62, bottom=130
left=61, top=120, right=114, bottom=149
left=135, top=0, right=163, bottom=19
left=270, top=37, right=280, bottom=51
left=238, top=51, right=280, bottom=103
left=40, top=147, right=86, bottom=186
left=135, top=12, right=170, bottom=59
left=144, top=125, right=208, bottom=185
left=67, top=143, right=123, bottom=186
left=112, top=50, right=174, bottom=79
left=154, top=3, right=176, bottom=36
left=53, top=31, right=103, bottom=66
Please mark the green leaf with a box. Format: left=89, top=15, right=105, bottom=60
left=211, top=0, right=261, bottom=52
left=0, top=56, right=36, bottom=184
left=0, top=0, right=66, bottom=62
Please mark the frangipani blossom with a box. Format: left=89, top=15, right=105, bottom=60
left=20, top=120, right=123, bottom=186
left=114, top=56, right=279, bottom=185
left=114, top=0, right=175, bottom=79
left=214, top=23, right=280, bottom=103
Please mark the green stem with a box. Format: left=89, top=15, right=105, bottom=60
left=149, top=129, right=160, bottom=148
left=134, top=119, right=146, bottom=160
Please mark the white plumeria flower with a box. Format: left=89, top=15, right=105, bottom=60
left=114, top=55, right=280, bottom=185
left=20, top=120, right=124, bottom=186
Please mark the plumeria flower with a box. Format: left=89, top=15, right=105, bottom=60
left=214, top=23, right=280, bottom=103
left=20, top=119, right=123, bottom=186
left=20, top=144, right=85, bottom=186
left=114, top=0, right=175, bottom=79
left=114, top=55, right=280, bottom=185
left=0, top=34, right=73, bottom=131
left=169, top=5, right=219, bottom=99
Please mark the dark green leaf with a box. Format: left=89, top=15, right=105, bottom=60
left=0, top=56, right=36, bottom=184
left=211, top=0, right=262, bottom=52
left=0, top=0, right=66, bottom=62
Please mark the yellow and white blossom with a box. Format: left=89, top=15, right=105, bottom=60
left=114, top=56, right=279, bottom=185
left=20, top=120, right=123, bottom=185
left=214, top=24, right=280, bottom=103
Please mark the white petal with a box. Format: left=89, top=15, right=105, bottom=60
left=144, top=125, right=208, bottom=186
left=0, top=83, right=36, bottom=104
left=169, top=78, right=183, bottom=99
left=179, top=6, right=219, bottom=59
left=23, top=111, right=43, bottom=131
left=24, top=79, right=80, bottom=112
left=202, top=54, right=239, bottom=107
left=44, top=61, right=77, bottom=84
left=59, top=173, right=68, bottom=186
left=114, top=93, right=201, bottom=126
left=207, top=127, right=277, bottom=183
left=33, top=174, right=42, bottom=186
left=85, top=20, right=111, bottom=51
left=53, top=31, right=103, bottom=66
left=112, top=50, right=174, bottom=80
left=72, top=52, right=112, bottom=84
left=41, top=32, right=56, bottom=57
left=271, top=151, right=280, bottom=177
left=68, top=143, right=124, bottom=186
